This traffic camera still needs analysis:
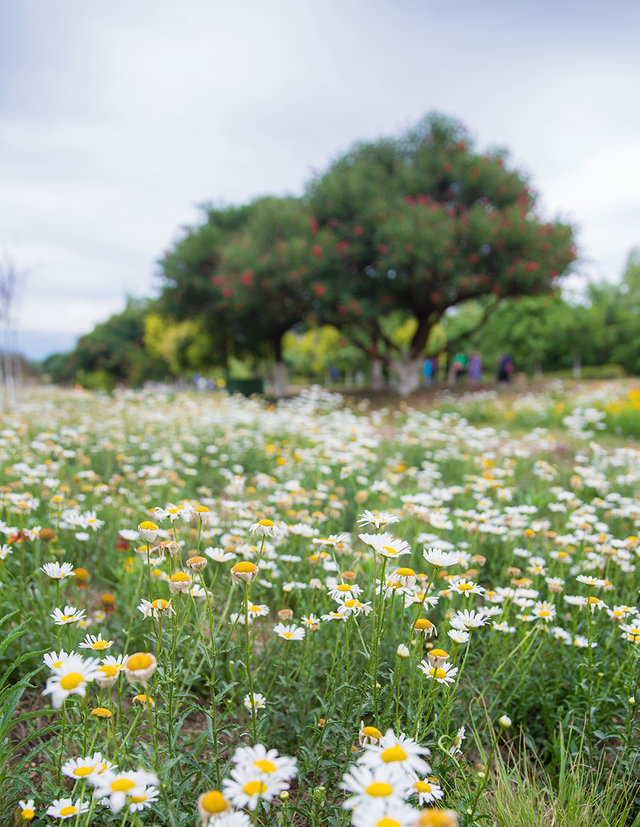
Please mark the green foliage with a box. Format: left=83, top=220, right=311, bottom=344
left=306, top=112, right=577, bottom=363
left=282, top=326, right=367, bottom=379
left=43, top=298, right=169, bottom=388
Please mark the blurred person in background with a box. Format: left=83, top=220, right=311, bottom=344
left=498, top=353, right=514, bottom=383
left=469, top=351, right=483, bottom=384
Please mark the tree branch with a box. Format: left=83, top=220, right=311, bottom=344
left=446, top=298, right=500, bottom=351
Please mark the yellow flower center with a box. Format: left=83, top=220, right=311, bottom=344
left=59, top=806, right=77, bottom=816
left=130, top=795, right=147, bottom=804
left=258, top=519, right=274, bottom=526
left=382, top=547, right=398, bottom=556
left=195, top=506, right=210, bottom=513
left=253, top=759, right=277, bottom=773
left=283, top=632, right=294, bottom=639
left=414, top=781, right=432, bottom=793
left=233, top=561, right=258, bottom=573
left=344, top=599, right=358, bottom=608
left=588, top=596, right=600, bottom=604
left=60, top=672, right=85, bottom=690
left=92, top=641, right=110, bottom=650
left=337, top=584, right=351, bottom=592
left=362, top=726, right=382, bottom=739
left=381, top=745, right=408, bottom=763
left=53, top=660, right=63, bottom=668
left=171, top=572, right=190, bottom=582
left=539, top=610, right=550, bottom=617
left=430, top=649, right=448, bottom=659
left=152, top=599, right=169, bottom=609
left=91, top=708, right=111, bottom=717
left=365, top=782, right=393, bottom=797
left=431, top=668, right=447, bottom=680
left=99, top=665, right=118, bottom=677
left=139, top=521, right=158, bottom=531
left=250, top=605, right=261, bottom=612
left=127, top=654, right=153, bottom=671
left=74, top=766, right=95, bottom=777
left=396, top=568, right=415, bottom=577
left=243, top=781, right=267, bottom=796
left=111, top=779, right=136, bottom=792
left=21, top=809, right=35, bottom=820
left=377, top=819, right=402, bottom=827
left=458, top=583, right=474, bottom=591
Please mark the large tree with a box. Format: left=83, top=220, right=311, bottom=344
left=306, top=113, right=577, bottom=394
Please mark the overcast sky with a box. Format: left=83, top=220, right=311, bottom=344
left=1, top=0, right=639, bottom=359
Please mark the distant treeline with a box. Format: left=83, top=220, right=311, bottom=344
left=42, top=248, right=639, bottom=390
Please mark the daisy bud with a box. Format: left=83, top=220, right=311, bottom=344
left=341, top=570, right=356, bottom=581
left=39, top=528, right=56, bottom=542
left=428, top=649, right=449, bottom=668
left=186, top=555, right=208, bottom=572
left=74, top=568, right=89, bottom=588
left=91, top=707, right=112, bottom=719
left=168, top=572, right=192, bottom=593
left=124, top=652, right=157, bottom=683
left=95, top=664, right=119, bottom=688
left=159, top=540, right=181, bottom=557
left=309, top=578, right=322, bottom=589
left=100, top=593, right=116, bottom=612
left=397, top=644, right=410, bottom=658
left=499, top=715, right=512, bottom=728
left=280, top=791, right=289, bottom=801
left=230, top=561, right=259, bottom=584
left=359, top=722, right=383, bottom=746
left=198, top=791, right=229, bottom=823
left=133, top=693, right=155, bottom=708
left=138, top=521, right=159, bottom=543
left=414, top=618, right=436, bottom=637
left=194, top=505, right=211, bottom=523
left=278, top=608, right=294, bottom=620
left=415, top=809, right=459, bottom=827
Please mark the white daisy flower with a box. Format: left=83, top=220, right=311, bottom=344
left=273, top=623, right=305, bottom=641
left=46, top=799, right=90, bottom=819
left=78, top=633, right=114, bottom=652
left=50, top=605, right=86, bottom=626
left=41, top=561, right=74, bottom=580
left=358, top=729, right=431, bottom=775
left=423, top=548, right=459, bottom=567
left=41, top=656, right=101, bottom=708
left=223, top=765, right=290, bottom=810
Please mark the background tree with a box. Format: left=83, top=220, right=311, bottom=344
left=306, top=112, right=577, bottom=394
left=158, top=197, right=327, bottom=396
left=43, top=298, right=168, bottom=390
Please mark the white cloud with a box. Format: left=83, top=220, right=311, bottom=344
left=0, top=0, right=639, bottom=355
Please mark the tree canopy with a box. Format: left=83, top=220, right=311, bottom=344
left=304, top=113, right=576, bottom=392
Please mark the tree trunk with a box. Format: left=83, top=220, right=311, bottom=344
left=390, top=356, right=424, bottom=397
left=370, top=358, right=384, bottom=390
left=272, top=334, right=289, bottom=398
left=573, top=353, right=582, bottom=380
left=273, top=361, right=289, bottom=398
